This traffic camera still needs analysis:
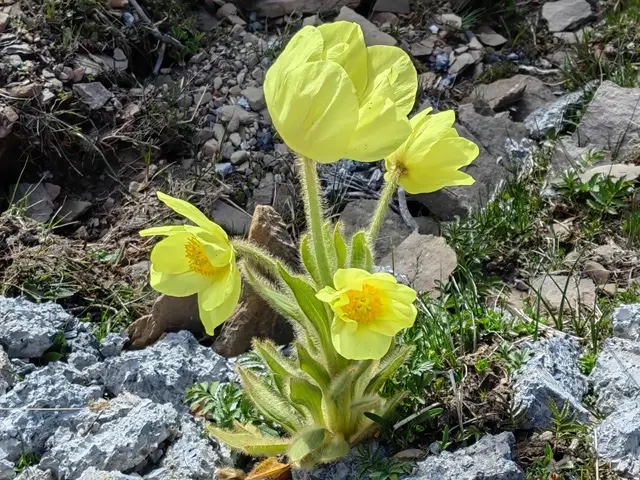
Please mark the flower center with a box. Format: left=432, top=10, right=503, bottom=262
left=184, top=236, right=218, bottom=277
left=342, top=284, right=382, bottom=324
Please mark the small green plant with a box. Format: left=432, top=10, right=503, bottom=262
left=548, top=400, right=587, bottom=447
left=474, top=357, right=490, bottom=374
left=351, top=444, right=413, bottom=480
left=558, top=171, right=634, bottom=216
left=14, top=453, right=40, bottom=474
left=495, top=343, right=530, bottom=375
left=578, top=352, right=597, bottom=375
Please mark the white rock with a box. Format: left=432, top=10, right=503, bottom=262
left=542, top=0, right=593, bottom=33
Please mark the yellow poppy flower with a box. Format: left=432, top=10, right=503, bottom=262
left=139, top=192, right=241, bottom=334
left=316, top=269, right=417, bottom=360
left=384, top=108, right=480, bottom=194
left=264, top=21, right=417, bottom=164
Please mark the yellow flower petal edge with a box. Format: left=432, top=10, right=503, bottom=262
left=140, top=191, right=241, bottom=332
left=316, top=268, right=417, bottom=360
left=264, top=21, right=417, bottom=163
left=384, top=109, right=480, bottom=194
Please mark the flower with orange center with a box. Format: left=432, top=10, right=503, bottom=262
left=139, top=192, right=241, bottom=334
left=316, top=269, right=417, bottom=360
left=384, top=108, right=479, bottom=194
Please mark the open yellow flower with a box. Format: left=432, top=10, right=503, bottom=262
left=264, top=21, right=417, bottom=164
left=139, top=192, right=241, bottom=334
left=316, top=269, right=417, bottom=360
left=384, top=108, right=480, bottom=194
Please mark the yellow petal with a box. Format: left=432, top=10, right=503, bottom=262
left=140, top=225, right=187, bottom=237
left=149, top=266, right=211, bottom=297
left=140, top=224, right=207, bottom=237
left=157, top=192, right=228, bottom=241
left=199, top=232, right=233, bottom=267
left=407, top=110, right=456, bottom=149
left=199, top=265, right=235, bottom=311
left=150, top=233, right=191, bottom=274
left=317, top=21, right=368, bottom=97
left=198, top=266, right=242, bottom=334
left=362, top=45, right=418, bottom=115
left=265, top=61, right=360, bottom=163
left=331, top=316, right=393, bottom=360
left=368, top=301, right=417, bottom=336
left=316, top=286, right=339, bottom=303
left=265, top=25, right=323, bottom=82
left=333, top=268, right=370, bottom=290
left=400, top=137, right=478, bottom=194
left=345, top=94, right=412, bottom=161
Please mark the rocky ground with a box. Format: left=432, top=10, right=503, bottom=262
left=2, top=0, right=640, bottom=478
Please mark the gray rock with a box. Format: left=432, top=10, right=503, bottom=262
left=554, top=27, right=592, bottom=44
left=73, top=82, right=113, bottom=110
left=530, top=274, right=596, bottom=311
left=0, top=365, right=103, bottom=466
left=99, top=333, right=128, bottom=358
left=335, top=7, right=397, bottom=46
left=339, top=199, right=412, bottom=260
left=0, top=460, right=14, bottom=480
left=590, top=337, right=640, bottom=415
left=468, top=75, right=527, bottom=111
left=239, top=0, right=352, bottom=17
left=14, top=467, right=55, bottom=480
left=448, top=53, right=475, bottom=75
left=476, top=26, right=508, bottom=47
left=512, top=336, right=588, bottom=429
left=0, top=348, right=15, bottom=395
left=405, top=432, right=524, bottom=480
left=440, top=13, right=462, bottom=29
left=574, top=81, right=640, bottom=159
left=57, top=199, right=92, bottom=223
left=9, top=183, right=60, bottom=223
left=211, top=200, right=251, bottom=236
left=580, top=164, right=640, bottom=183
left=525, top=85, right=594, bottom=139
left=241, top=86, right=266, bottom=111
left=596, top=399, right=640, bottom=478
left=78, top=468, right=141, bottom=480
left=542, top=0, right=593, bottom=33
left=99, top=331, right=231, bottom=406
left=613, top=304, right=640, bottom=342
left=216, top=105, right=258, bottom=126
left=0, top=297, right=73, bottom=359
left=380, top=233, right=457, bottom=295
left=230, top=150, right=250, bottom=165
left=40, top=393, right=179, bottom=479
left=582, top=260, right=610, bottom=285
left=144, top=416, right=220, bottom=480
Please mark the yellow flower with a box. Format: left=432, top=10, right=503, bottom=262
left=264, top=21, right=417, bottom=164
left=384, top=108, right=480, bottom=194
left=316, top=269, right=417, bottom=360
left=139, top=192, right=241, bottom=334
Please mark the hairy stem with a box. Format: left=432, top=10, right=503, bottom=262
left=300, top=157, right=333, bottom=287
left=367, top=173, right=400, bottom=244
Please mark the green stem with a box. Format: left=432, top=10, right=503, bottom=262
left=232, top=239, right=295, bottom=281
left=367, top=173, right=399, bottom=244
left=300, top=157, right=333, bottom=287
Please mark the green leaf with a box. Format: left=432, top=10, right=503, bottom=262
left=252, top=339, right=296, bottom=392
left=323, top=221, right=338, bottom=272
left=349, top=231, right=374, bottom=271
left=329, top=367, right=355, bottom=399
left=278, top=265, right=332, bottom=350
left=365, top=346, right=413, bottom=395
left=333, top=223, right=348, bottom=269
left=300, top=234, right=323, bottom=287
left=238, top=367, right=303, bottom=433
left=244, top=265, right=318, bottom=342
left=207, top=425, right=290, bottom=456
left=287, top=428, right=327, bottom=462
left=296, top=342, right=331, bottom=388
left=363, top=412, right=394, bottom=431
left=289, top=376, right=325, bottom=424
left=350, top=395, right=382, bottom=417
left=298, top=433, right=350, bottom=468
